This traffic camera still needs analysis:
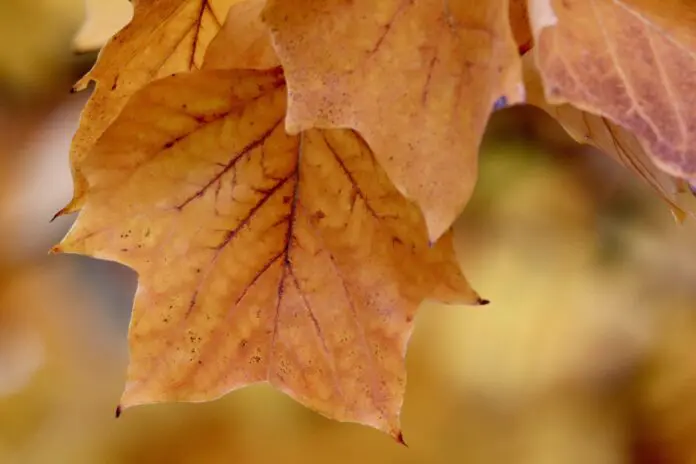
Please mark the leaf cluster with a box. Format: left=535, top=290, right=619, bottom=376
left=53, top=0, right=696, bottom=439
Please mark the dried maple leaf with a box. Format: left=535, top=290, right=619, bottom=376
left=529, top=0, right=696, bottom=184
left=262, top=0, right=524, bottom=242
left=522, top=53, right=694, bottom=221
left=58, top=0, right=239, bottom=217
left=53, top=67, right=482, bottom=438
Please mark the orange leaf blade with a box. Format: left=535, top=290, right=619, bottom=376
left=57, top=69, right=480, bottom=437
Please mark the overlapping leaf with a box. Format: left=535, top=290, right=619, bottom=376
left=529, top=0, right=696, bottom=184
left=55, top=30, right=482, bottom=438
left=523, top=54, right=694, bottom=221
left=262, top=0, right=524, bottom=241
left=59, top=0, right=239, bottom=216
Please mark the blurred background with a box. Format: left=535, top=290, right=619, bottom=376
left=2, top=1, right=696, bottom=463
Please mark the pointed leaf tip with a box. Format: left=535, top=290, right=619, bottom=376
left=395, top=430, right=408, bottom=447
left=424, top=211, right=454, bottom=247
left=50, top=207, right=68, bottom=223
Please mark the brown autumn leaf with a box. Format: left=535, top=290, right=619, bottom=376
left=262, top=0, right=525, bottom=242
left=53, top=67, right=482, bottom=438
left=522, top=53, right=693, bottom=221
left=59, top=0, right=239, bottom=217
left=529, top=0, right=696, bottom=184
